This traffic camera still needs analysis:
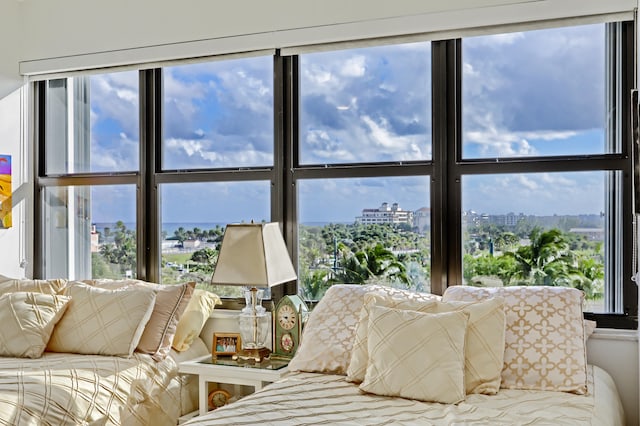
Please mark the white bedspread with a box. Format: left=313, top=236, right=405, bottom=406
left=185, top=364, right=624, bottom=425
left=0, top=352, right=185, bottom=426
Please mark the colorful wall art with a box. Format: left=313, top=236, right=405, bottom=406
left=0, top=155, right=11, bottom=229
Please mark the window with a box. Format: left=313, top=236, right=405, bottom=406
left=38, top=72, right=139, bottom=280
left=297, top=177, right=431, bottom=300
left=34, top=20, right=636, bottom=327
left=457, top=23, right=633, bottom=320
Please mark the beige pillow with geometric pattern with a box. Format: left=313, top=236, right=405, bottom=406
left=432, top=298, right=506, bottom=394
left=289, top=284, right=441, bottom=375
left=360, top=306, right=469, bottom=404
left=47, top=283, right=156, bottom=357
left=443, top=285, right=588, bottom=394
left=0, top=292, right=71, bottom=358
left=288, top=284, right=373, bottom=374
left=346, top=292, right=440, bottom=383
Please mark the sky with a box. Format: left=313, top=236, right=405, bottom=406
left=80, top=23, right=608, bottom=224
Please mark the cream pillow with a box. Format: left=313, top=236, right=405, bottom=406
left=432, top=298, right=506, bottom=394
left=82, top=279, right=198, bottom=360
left=47, top=283, right=156, bottom=357
left=348, top=294, right=505, bottom=394
left=134, top=281, right=195, bottom=361
left=172, top=289, right=221, bottom=352
left=0, top=274, right=67, bottom=295
left=443, top=285, right=588, bottom=394
left=360, top=306, right=469, bottom=404
left=289, top=284, right=441, bottom=375
left=0, top=292, right=71, bottom=358
left=346, top=292, right=440, bottom=383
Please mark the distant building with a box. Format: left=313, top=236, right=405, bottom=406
left=414, top=207, right=431, bottom=231
left=356, top=202, right=414, bottom=226
left=183, top=239, right=201, bottom=249
left=569, top=228, right=604, bottom=241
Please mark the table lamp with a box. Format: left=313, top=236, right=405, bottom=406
left=210, top=222, right=297, bottom=362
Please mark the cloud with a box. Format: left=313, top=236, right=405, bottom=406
left=464, top=172, right=604, bottom=215
left=300, top=42, right=432, bottom=164
left=462, top=23, right=605, bottom=137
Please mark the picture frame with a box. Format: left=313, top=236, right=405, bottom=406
left=212, top=333, right=241, bottom=357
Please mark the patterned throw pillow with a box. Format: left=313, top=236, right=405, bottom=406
left=289, top=284, right=440, bottom=375
left=0, top=292, right=71, bottom=358
left=48, top=283, right=157, bottom=357
left=346, top=292, right=440, bottom=383
left=82, top=279, right=197, bottom=360
left=443, top=285, right=588, bottom=394
left=348, top=294, right=505, bottom=394
left=360, top=306, right=469, bottom=404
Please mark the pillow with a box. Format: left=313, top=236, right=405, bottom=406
left=359, top=306, right=469, bottom=404
left=47, top=283, right=157, bottom=357
left=0, top=292, right=71, bottom=358
left=134, top=281, right=195, bottom=361
left=432, top=298, right=506, bottom=394
left=289, top=284, right=440, bottom=375
left=0, top=274, right=67, bottom=295
left=443, top=285, right=588, bottom=394
left=348, top=294, right=505, bottom=394
left=346, top=292, right=440, bottom=383
left=172, top=289, right=222, bottom=352
left=82, top=278, right=197, bottom=360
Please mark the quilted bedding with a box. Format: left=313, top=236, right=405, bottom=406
left=184, top=364, right=624, bottom=426
left=0, top=351, right=194, bottom=426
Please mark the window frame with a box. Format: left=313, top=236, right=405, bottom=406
left=32, top=22, right=638, bottom=329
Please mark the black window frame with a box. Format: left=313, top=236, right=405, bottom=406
left=33, top=21, right=638, bottom=329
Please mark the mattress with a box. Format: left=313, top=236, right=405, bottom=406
left=184, top=364, right=624, bottom=425
left=0, top=338, right=209, bottom=426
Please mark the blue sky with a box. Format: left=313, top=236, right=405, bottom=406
left=84, top=23, right=607, bottom=224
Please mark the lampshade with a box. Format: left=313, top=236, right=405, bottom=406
left=211, top=222, right=297, bottom=288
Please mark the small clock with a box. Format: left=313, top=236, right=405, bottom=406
left=208, top=388, right=232, bottom=410
left=272, top=295, right=308, bottom=360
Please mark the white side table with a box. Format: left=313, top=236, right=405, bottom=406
left=178, top=355, right=289, bottom=417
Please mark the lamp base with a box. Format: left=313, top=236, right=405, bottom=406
left=232, top=347, right=271, bottom=363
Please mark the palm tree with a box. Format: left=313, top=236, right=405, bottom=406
left=505, top=228, right=574, bottom=286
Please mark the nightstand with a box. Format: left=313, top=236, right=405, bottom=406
left=178, top=355, right=289, bottom=418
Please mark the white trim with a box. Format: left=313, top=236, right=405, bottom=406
left=590, top=328, right=638, bottom=341
left=19, top=0, right=635, bottom=77
left=25, top=49, right=276, bottom=82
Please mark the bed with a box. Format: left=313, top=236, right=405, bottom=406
left=0, top=275, right=219, bottom=426
left=184, top=284, right=626, bottom=426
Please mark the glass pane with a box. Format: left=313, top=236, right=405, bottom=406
left=461, top=172, right=612, bottom=312
left=45, top=72, right=140, bottom=174
left=297, top=176, right=430, bottom=301
left=43, top=185, right=136, bottom=280
left=162, top=55, right=274, bottom=169
left=299, top=42, right=432, bottom=165
left=462, top=24, right=608, bottom=158
left=160, top=181, right=271, bottom=297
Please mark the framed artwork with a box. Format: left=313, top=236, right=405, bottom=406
left=0, top=155, right=11, bottom=229
left=212, top=333, right=241, bottom=357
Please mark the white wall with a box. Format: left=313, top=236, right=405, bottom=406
left=588, top=330, right=639, bottom=426
left=0, top=87, right=28, bottom=278
left=0, top=0, right=24, bottom=98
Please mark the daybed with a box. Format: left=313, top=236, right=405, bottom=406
left=184, top=284, right=625, bottom=426
left=0, top=275, right=220, bottom=426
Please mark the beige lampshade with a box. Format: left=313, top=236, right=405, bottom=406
left=211, top=222, right=297, bottom=287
